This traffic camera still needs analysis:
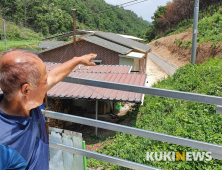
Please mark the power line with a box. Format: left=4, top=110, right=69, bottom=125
left=95, top=0, right=142, bottom=15
left=120, top=0, right=139, bottom=6
left=123, top=0, right=148, bottom=8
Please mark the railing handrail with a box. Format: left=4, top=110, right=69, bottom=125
left=62, top=76, right=222, bottom=106
left=45, top=110, right=222, bottom=160
left=50, top=142, right=162, bottom=170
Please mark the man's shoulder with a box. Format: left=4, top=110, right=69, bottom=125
left=0, top=144, right=27, bottom=170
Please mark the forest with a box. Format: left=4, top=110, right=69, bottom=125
left=0, top=0, right=150, bottom=38
left=145, top=0, right=222, bottom=42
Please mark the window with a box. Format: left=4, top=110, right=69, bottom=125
left=92, top=60, right=102, bottom=65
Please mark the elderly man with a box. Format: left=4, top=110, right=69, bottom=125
left=0, top=50, right=96, bottom=170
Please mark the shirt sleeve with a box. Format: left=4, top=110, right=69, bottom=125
left=0, top=144, right=27, bottom=170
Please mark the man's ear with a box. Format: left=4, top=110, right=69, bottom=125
left=21, top=84, right=30, bottom=96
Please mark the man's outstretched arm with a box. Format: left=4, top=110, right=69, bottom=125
left=47, top=54, right=97, bottom=91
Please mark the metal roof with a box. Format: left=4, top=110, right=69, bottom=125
left=42, top=30, right=95, bottom=40
left=117, top=34, right=145, bottom=42
left=38, top=32, right=151, bottom=55
left=37, top=41, right=66, bottom=49
left=38, top=41, right=72, bottom=54
left=44, top=62, right=132, bottom=74
left=82, top=35, right=132, bottom=55
left=95, top=31, right=151, bottom=53
left=47, top=72, right=146, bottom=103
left=119, top=52, right=145, bottom=60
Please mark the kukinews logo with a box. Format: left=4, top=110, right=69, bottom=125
left=146, top=152, right=212, bottom=161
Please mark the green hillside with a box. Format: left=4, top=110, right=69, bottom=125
left=88, top=58, right=222, bottom=170
left=0, top=17, right=42, bottom=41
left=1, top=0, right=150, bottom=37
left=0, top=17, right=42, bottom=52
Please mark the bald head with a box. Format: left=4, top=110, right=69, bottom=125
left=1, top=50, right=43, bottom=66
left=0, top=50, right=45, bottom=100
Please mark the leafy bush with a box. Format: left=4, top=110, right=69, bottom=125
left=88, top=58, right=222, bottom=169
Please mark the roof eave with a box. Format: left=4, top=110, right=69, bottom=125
left=38, top=41, right=73, bottom=54
left=94, top=32, right=150, bottom=53
left=82, top=37, right=132, bottom=55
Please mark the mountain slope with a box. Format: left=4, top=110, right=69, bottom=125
left=1, top=0, right=149, bottom=37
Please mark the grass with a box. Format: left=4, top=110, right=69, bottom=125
left=87, top=57, right=222, bottom=169
left=0, top=40, right=41, bottom=52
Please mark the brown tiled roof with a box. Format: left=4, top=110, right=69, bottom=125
left=45, top=62, right=132, bottom=74
left=48, top=72, right=146, bottom=103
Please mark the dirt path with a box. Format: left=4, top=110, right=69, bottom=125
left=148, top=32, right=192, bottom=67
left=145, top=58, right=168, bottom=87
left=148, top=31, right=222, bottom=67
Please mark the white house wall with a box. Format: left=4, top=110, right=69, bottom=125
left=119, top=57, right=134, bottom=69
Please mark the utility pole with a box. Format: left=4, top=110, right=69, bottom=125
left=3, top=19, right=7, bottom=51
left=72, top=9, right=77, bottom=57
left=191, top=0, right=199, bottom=64
left=123, top=24, right=124, bottom=34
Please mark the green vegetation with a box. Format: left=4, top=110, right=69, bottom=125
left=196, top=12, right=222, bottom=46
left=0, top=40, right=41, bottom=52
left=1, top=0, right=150, bottom=37
left=174, top=39, right=192, bottom=49
left=0, top=18, right=43, bottom=41
left=144, top=0, right=222, bottom=42
left=171, top=11, right=222, bottom=48
left=88, top=58, right=222, bottom=169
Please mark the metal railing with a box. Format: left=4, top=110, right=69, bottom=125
left=45, top=76, right=222, bottom=170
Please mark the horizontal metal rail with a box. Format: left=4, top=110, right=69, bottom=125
left=216, top=105, right=222, bottom=114
left=50, top=142, right=161, bottom=170
left=45, top=110, right=222, bottom=160
left=62, top=77, right=222, bottom=105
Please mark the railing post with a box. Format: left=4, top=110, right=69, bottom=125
left=95, top=100, right=98, bottom=136
left=82, top=141, right=87, bottom=170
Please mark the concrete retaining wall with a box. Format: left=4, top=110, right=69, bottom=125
left=148, top=52, right=179, bottom=76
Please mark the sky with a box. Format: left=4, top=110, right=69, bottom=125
left=104, top=0, right=171, bottom=22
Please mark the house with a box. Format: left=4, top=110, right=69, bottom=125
left=38, top=31, right=151, bottom=74
left=44, top=63, right=146, bottom=127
